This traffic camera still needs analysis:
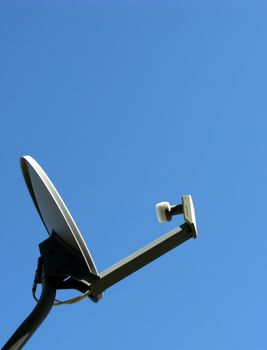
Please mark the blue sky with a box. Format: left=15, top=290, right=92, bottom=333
left=1, top=1, right=267, bottom=349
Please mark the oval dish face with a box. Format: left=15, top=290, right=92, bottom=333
left=21, top=155, right=98, bottom=275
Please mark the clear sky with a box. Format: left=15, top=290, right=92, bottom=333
left=1, top=1, right=267, bottom=349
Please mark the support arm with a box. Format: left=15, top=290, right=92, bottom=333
left=89, top=223, right=193, bottom=297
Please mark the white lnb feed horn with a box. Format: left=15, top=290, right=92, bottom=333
left=156, top=195, right=198, bottom=238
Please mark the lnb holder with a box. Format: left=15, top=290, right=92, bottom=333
left=156, top=195, right=198, bottom=238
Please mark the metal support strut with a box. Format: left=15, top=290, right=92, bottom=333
left=2, top=278, right=56, bottom=350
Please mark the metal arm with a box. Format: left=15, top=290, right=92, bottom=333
left=89, top=223, right=193, bottom=297
left=2, top=278, right=56, bottom=350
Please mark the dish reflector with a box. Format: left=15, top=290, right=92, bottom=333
left=21, top=156, right=98, bottom=275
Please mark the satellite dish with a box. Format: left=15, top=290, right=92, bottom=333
left=20, top=156, right=98, bottom=275
left=3, top=155, right=198, bottom=350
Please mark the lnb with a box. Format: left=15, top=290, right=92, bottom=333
left=156, top=195, right=198, bottom=238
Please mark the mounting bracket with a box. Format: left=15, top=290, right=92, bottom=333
left=38, top=234, right=100, bottom=302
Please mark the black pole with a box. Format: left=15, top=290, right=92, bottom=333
left=2, top=278, right=56, bottom=350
